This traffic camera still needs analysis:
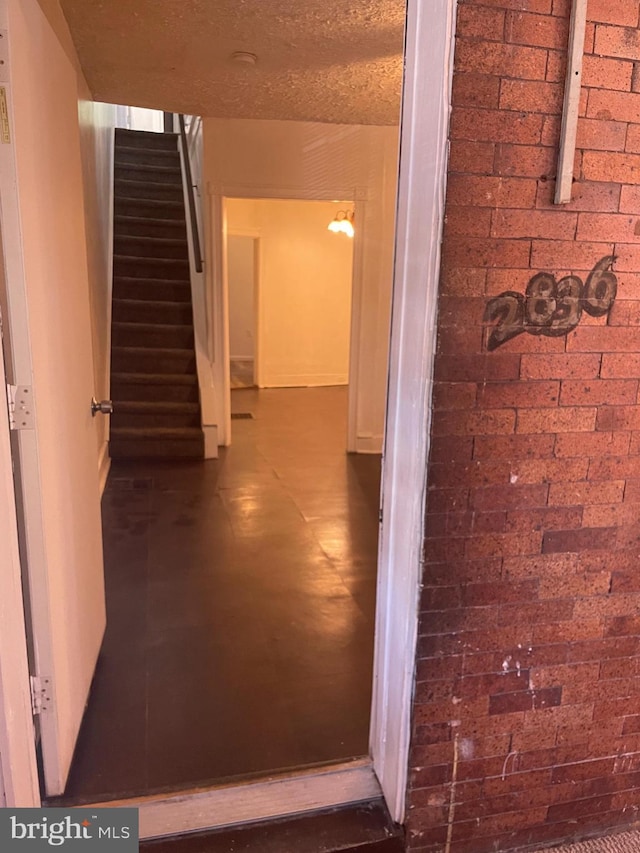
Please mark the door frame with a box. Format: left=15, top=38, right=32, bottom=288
left=0, top=0, right=456, bottom=829
left=225, top=228, right=261, bottom=388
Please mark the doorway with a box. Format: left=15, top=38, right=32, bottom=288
left=0, top=0, right=455, bottom=836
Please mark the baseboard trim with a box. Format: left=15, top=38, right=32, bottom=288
left=355, top=434, right=383, bottom=454
left=203, top=424, right=219, bottom=458
left=98, top=441, right=111, bottom=496
left=262, top=374, right=349, bottom=388
left=83, top=759, right=379, bottom=840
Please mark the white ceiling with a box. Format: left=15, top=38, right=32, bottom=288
left=58, top=0, right=406, bottom=125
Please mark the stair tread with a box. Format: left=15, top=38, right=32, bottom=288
left=115, top=234, right=188, bottom=247
left=111, top=426, right=202, bottom=438
left=115, top=163, right=180, bottom=174
left=111, top=372, right=198, bottom=385
left=114, top=276, right=190, bottom=286
left=117, top=145, right=177, bottom=157
left=115, top=176, right=182, bottom=188
left=113, top=297, right=192, bottom=308
left=115, top=215, right=186, bottom=227
left=112, top=345, right=193, bottom=354
left=116, top=401, right=199, bottom=413
left=113, top=254, right=188, bottom=265
left=115, top=196, right=183, bottom=209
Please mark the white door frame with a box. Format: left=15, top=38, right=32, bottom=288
left=0, top=0, right=456, bottom=831
left=225, top=228, right=261, bottom=388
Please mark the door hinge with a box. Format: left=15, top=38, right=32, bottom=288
left=30, top=675, right=52, bottom=716
left=6, top=384, right=34, bottom=430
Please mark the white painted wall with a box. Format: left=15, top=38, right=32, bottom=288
left=203, top=119, right=399, bottom=449
left=116, top=106, right=163, bottom=133
left=226, top=199, right=354, bottom=388
left=227, top=234, right=256, bottom=361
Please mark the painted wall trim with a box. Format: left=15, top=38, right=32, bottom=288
left=370, top=0, right=457, bottom=822
left=85, top=760, right=379, bottom=840
left=98, top=441, right=111, bottom=497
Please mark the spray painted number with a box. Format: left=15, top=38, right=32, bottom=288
left=484, top=255, right=617, bottom=352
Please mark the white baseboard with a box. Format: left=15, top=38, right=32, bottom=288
left=355, top=433, right=383, bottom=454
left=261, top=374, right=349, bottom=388
left=98, top=441, right=111, bottom=496
left=203, top=424, right=219, bottom=458
left=83, top=759, right=379, bottom=840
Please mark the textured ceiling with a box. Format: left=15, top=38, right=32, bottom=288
left=58, top=0, right=405, bottom=125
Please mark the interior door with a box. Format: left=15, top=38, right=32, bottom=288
left=0, top=0, right=106, bottom=796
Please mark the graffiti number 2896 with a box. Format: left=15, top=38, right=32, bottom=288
left=483, top=255, right=617, bottom=352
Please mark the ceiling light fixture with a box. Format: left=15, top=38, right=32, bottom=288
left=327, top=210, right=355, bottom=238
left=231, top=51, right=257, bottom=66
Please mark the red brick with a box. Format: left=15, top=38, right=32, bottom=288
left=452, top=72, right=501, bottom=110
left=491, top=208, right=576, bottom=239
left=536, top=180, right=621, bottom=211
left=448, top=174, right=537, bottom=208
left=508, top=458, right=588, bottom=484
left=546, top=49, right=565, bottom=83
left=440, top=267, right=488, bottom=297
left=576, top=212, right=640, bottom=242
left=554, top=431, right=631, bottom=457
left=494, top=143, right=556, bottom=178
left=605, top=615, right=640, bottom=636
left=582, top=502, right=640, bottom=527
left=582, top=55, right=633, bottom=90
left=538, top=571, right=611, bottom=598
left=633, top=64, right=640, bottom=94
left=613, top=243, right=640, bottom=272
left=530, top=239, right=614, bottom=269
left=473, top=433, right=555, bottom=460
left=559, top=379, right=638, bottom=406
left=485, top=267, right=546, bottom=296
left=611, top=570, right=640, bottom=592
left=450, top=107, right=543, bottom=144
left=520, top=353, right=601, bottom=379
left=588, top=455, right=640, bottom=479
left=596, top=406, right=640, bottom=432
left=432, top=409, right=516, bottom=437
left=435, top=353, right=521, bottom=382
left=619, top=184, right=640, bottom=212
left=588, top=0, right=639, bottom=27
left=456, top=5, right=506, bottom=40
left=461, top=0, right=552, bottom=11
left=542, top=527, right=616, bottom=553
left=601, top=353, right=640, bottom=378
left=547, top=794, right=614, bottom=824
left=583, top=149, right=640, bottom=184
left=576, top=118, right=627, bottom=151
left=432, top=382, right=477, bottom=411
left=594, top=24, right=640, bottom=60
left=477, top=380, right=560, bottom=408
left=507, top=506, right=582, bottom=532
left=573, top=593, right=640, bottom=620
left=444, top=207, right=492, bottom=237
left=455, top=40, right=548, bottom=80
left=443, top=236, right=532, bottom=269
left=437, top=323, right=484, bottom=355
left=448, top=140, right=495, bottom=175
left=471, top=483, right=549, bottom=511
left=548, top=480, right=624, bottom=506
left=499, top=79, right=563, bottom=113
left=504, top=11, right=568, bottom=49
left=465, top=531, right=542, bottom=559
left=428, top=461, right=510, bottom=488
left=516, top=407, right=597, bottom=433
left=567, top=326, right=640, bottom=353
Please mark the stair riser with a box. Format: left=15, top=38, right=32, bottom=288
left=115, top=180, right=183, bottom=202
left=116, top=148, right=179, bottom=168
left=111, top=411, right=201, bottom=429
left=113, top=279, right=191, bottom=303
left=112, top=325, right=194, bottom=349
left=114, top=236, right=188, bottom=261
left=115, top=165, right=182, bottom=186
left=115, top=218, right=187, bottom=240
left=111, top=382, right=199, bottom=403
left=115, top=130, right=177, bottom=151
left=110, top=436, right=204, bottom=459
left=114, top=198, right=184, bottom=221
left=112, top=349, right=196, bottom=374
left=113, top=301, right=193, bottom=324
left=113, top=257, right=190, bottom=281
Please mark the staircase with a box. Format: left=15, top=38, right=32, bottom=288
left=109, top=128, right=204, bottom=459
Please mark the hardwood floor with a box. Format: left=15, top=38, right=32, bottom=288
left=52, top=386, right=381, bottom=803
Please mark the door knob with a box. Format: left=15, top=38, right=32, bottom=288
left=91, top=397, right=113, bottom=417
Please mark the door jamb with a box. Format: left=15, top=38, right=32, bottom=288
left=0, top=0, right=457, bottom=828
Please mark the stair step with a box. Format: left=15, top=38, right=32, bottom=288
left=111, top=372, right=199, bottom=403
left=112, top=321, right=194, bottom=349
left=115, top=196, right=185, bottom=220
left=114, top=234, right=189, bottom=261
left=115, top=178, right=183, bottom=202
left=111, top=400, right=200, bottom=429
left=115, top=163, right=182, bottom=186
left=110, top=426, right=204, bottom=460
left=115, top=128, right=178, bottom=151
left=116, top=145, right=180, bottom=168
left=112, top=298, right=193, bottom=325
left=111, top=346, right=196, bottom=374
left=113, top=255, right=190, bottom=281
left=112, top=277, right=191, bottom=303
left=114, top=215, right=187, bottom=240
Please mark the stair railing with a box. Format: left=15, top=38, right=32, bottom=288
left=178, top=114, right=203, bottom=273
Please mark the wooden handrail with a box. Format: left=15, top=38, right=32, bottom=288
left=178, top=114, right=203, bottom=273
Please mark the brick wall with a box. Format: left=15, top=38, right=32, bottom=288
left=407, top=1, right=640, bottom=850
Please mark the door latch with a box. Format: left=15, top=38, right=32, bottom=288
left=6, top=384, right=34, bottom=430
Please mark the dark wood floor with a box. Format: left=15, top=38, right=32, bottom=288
left=54, top=387, right=381, bottom=803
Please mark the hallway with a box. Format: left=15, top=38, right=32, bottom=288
left=54, top=386, right=381, bottom=804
